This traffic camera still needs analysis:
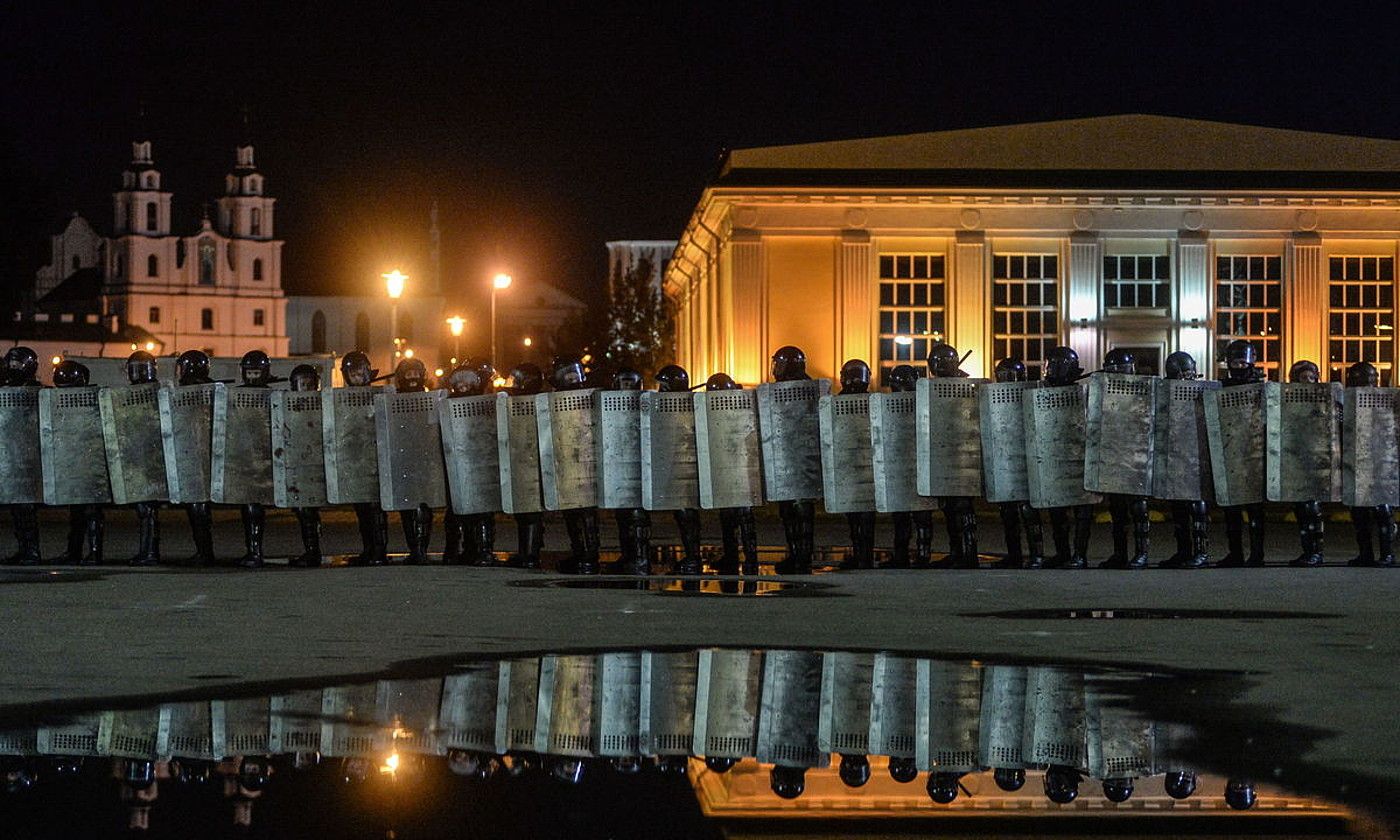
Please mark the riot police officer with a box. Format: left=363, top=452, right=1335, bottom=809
left=1099, top=348, right=1151, bottom=570
left=507, top=362, right=546, bottom=569
left=770, top=346, right=817, bottom=574
left=991, top=357, right=1045, bottom=569
left=1160, top=351, right=1210, bottom=569
left=925, top=342, right=979, bottom=569
left=1224, top=778, right=1258, bottom=810
left=2, top=346, right=42, bottom=566
left=1286, top=359, right=1328, bottom=568
left=175, top=349, right=218, bottom=567
left=886, top=364, right=934, bottom=568
left=707, top=373, right=760, bottom=575
left=442, top=362, right=497, bottom=566
left=610, top=367, right=651, bottom=575
left=550, top=356, right=601, bottom=574
left=1344, top=361, right=1396, bottom=567
left=836, top=359, right=877, bottom=570
left=286, top=365, right=325, bottom=568
left=340, top=351, right=390, bottom=566
left=1042, top=347, right=1093, bottom=569
left=655, top=364, right=704, bottom=574
left=232, top=350, right=275, bottom=568
left=1218, top=340, right=1267, bottom=567
left=392, top=358, right=435, bottom=564
left=51, top=361, right=105, bottom=565
left=124, top=351, right=162, bottom=566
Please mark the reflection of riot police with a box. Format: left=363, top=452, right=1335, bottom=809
left=443, top=363, right=497, bottom=566
left=52, top=361, right=105, bottom=565
left=771, top=346, right=817, bottom=574
left=837, top=360, right=877, bottom=570
left=1160, top=351, right=1210, bottom=569
left=927, top=771, right=965, bottom=804
left=991, top=358, right=1045, bottom=569
left=287, top=365, right=325, bottom=567
left=393, top=358, right=435, bottom=564
left=611, top=368, right=651, bottom=575
left=656, top=364, right=704, bottom=574
left=507, top=362, right=546, bottom=569
left=341, top=351, right=390, bottom=566
left=2, top=347, right=42, bottom=566
left=886, top=364, right=934, bottom=568
left=708, top=373, right=760, bottom=575
left=1042, top=347, right=1093, bottom=569
left=1344, top=361, right=1395, bottom=567
left=1218, top=340, right=1267, bottom=567
left=551, top=356, right=601, bottom=575
left=235, top=350, right=273, bottom=568
left=176, top=350, right=218, bottom=567
left=124, top=352, right=162, bottom=566
left=925, top=343, right=979, bottom=569
left=1286, top=360, right=1327, bottom=568
left=1225, top=778, right=1257, bottom=810
left=1099, top=348, right=1151, bottom=570
left=1043, top=765, right=1082, bottom=804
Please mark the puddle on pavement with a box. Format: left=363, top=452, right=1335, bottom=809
left=0, top=649, right=1378, bottom=838
left=510, top=577, right=833, bottom=596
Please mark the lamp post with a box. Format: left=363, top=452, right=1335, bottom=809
left=446, top=315, right=465, bottom=365
left=491, top=272, right=512, bottom=367
left=384, top=269, right=407, bottom=370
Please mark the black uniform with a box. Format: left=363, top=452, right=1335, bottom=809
left=655, top=364, right=704, bottom=575
left=990, top=357, right=1045, bottom=570
left=391, top=358, right=434, bottom=564
left=1218, top=340, right=1267, bottom=567
left=1159, top=351, right=1209, bottom=569
left=1098, top=348, right=1151, bottom=570
left=2, top=347, right=43, bottom=566
left=770, top=346, right=817, bottom=574
left=610, top=368, right=651, bottom=575
left=234, top=350, right=274, bottom=569
left=1343, top=361, right=1396, bottom=567
left=441, top=361, right=497, bottom=567
left=50, top=360, right=105, bottom=565
left=835, top=359, right=877, bottom=570
left=506, top=362, right=546, bottom=569
left=549, top=357, right=601, bottom=575
left=885, top=364, right=934, bottom=568
left=123, top=352, right=162, bottom=566
left=286, top=364, right=325, bottom=568
left=1041, top=347, right=1092, bottom=569
left=706, top=373, right=759, bottom=575
left=925, top=342, right=979, bottom=569
left=339, top=351, right=390, bottom=566
left=175, top=350, right=217, bottom=567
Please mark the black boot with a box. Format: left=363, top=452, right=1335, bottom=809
left=626, top=508, right=651, bottom=576
left=574, top=509, right=600, bottom=575
left=1182, top=500, right=1209, bottom=569
left=994, top=502, right=1023, bottom=569
left=1046, top=507, right=1072, bottom=568
left=127, top=502, right=161, bottom=566
left=1290, top=501, right=1323, bottom=568
left=1128, top=497, right=1150, bottom=569
left=1348, top=506, right=1375, bottom=567
left=885, top=512, right=912, bottom=569
left=82, top=506, right=104, bottom=567
left=614, top=510, right=635, bottom=571
left=1161, top=501, right=1192, bottom=568
left=55, top=506, right=87, bottom=565
left=1246, top=503, right=1266, bottom=566
left=1101, top=495, right=1131, bottom=569
left=674, top=508, right=703, bottom=574
left=238, top=504, right=265, bottom=568
left=470, top=514, right=497, bottom=566
left=1067, top=504, right=1092, bottom=569
left=738, top=507, right=759, bottom=575
left=183, top=503, right=216, bottom=567
left=290, top=508, right=323, bottom=568
left=511, top=513, right=543, bottom=568
left=1219, top=506, right=1247, bottom=567
left=939, top=499, right=960, bottom=566
left=351, top=503, right=386, bottom=566
left=841, top=512, right=875, bottom=569
left=958, top=501, right=980, bottom=569
left=1021, top=503, right=1045, bottom=569
left=442, top=512, right=466, bottom=565
left=3, top=504, right=42, bottom=567
left=402, top=505, right=433, bottom=565
left=913, top=510, right=934, bottom=568
left=1376, top=505, right=1397, bottom=567
left=933, top=498, right=978, bottom=569
left=718, top=508, right=741, bottom=574
left=777, top=500, right=813, bottom=574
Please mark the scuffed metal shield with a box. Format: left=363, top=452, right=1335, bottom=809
left=1085, top=676, right=1154, bottom=779
left=157, top=702, right=216, bottom=760
left=211, top=384, right=274, bottom=505
left=537, top=390, right=600, bottom=511
left=915, top=660, right=981, bottom=772
left=640, top=391, right=700, bottom=511
left=595, top=390, right=643, bottom=509
left=694, top=390, right=764, bottom=510
left=322, top=387, right=382, bottom=505
left=1152, top=379, right=1219, bottom=502
left=39, top=386, right=111, bottom=506
left=211, top=698, right=270, bottom=758
left=100, top=383, right=167, bottom=504
left=916, top=378, right=985, bottom=497
left=439, top=663, right=501, bottom=752
left=496, top=658, right=541, bottom=754
left=271, top=390, right=328, bottom=508
left=867, top=653, right=917, bottom=758
left=817, top=651, right=874, bottom=754
left=755, top=650, right=829, bottom=768
left=159, top=384, right=215, bottom=504
left=0, top=727, right=36, bottom=757
left=320, top=684, right=380, bottom=757
left=979, top=382, right=1031, bottom=503
left=757, top=380, right=830, bottom=502
left=692, top=648, right=761, bottom=759
left=497, top=394, right=545, bottom=515
left=440, top=394, right=502, bottom=515
left=38, top=715, right=101, bottom=757
left=268, top=691, right=323, bottom=754
left=1023, top=384, right=1100, bottom=509
left=376, top=679, right=443, bottom=755
left=533, top=654, right=597, bottom=757
left=374, top=389, right=448, bottom=510
left=1021, top=667, right=1086, bottom=770
left=871, top=392, right=938, bottom=513
left=0, top=386, right=43, bottom=505
left=1084, top=373, right=1156, bottom=495
left=97, top=709, right=160, bottom=759
left=640, top=651, right=698, bottom=756
left=1266, top=382, right=1342, bottom=502
left=1204, top=383, right=1268, bottom=506
left=1343, top=387, right=1400, bottom=507
left=818, top=394, right=876, bottom=514
left=978, top=665, right=1029, bottom=769
left=593, top=652, right=641, bottom=757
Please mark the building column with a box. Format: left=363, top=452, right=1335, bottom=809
left=835, top=230, right=873, bottom=372
left=1288, top=232, right=1325, bottom=373
left=729, top=229, right=765, bottom=385
left=951, top=231, right=988, bottom=377
left=1067, top=232, right=1100, bottom=372
left=1176, top=230, right=1211, bottom=370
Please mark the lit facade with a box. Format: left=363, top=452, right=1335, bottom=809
left=665, top=115, right=1400, bottom=386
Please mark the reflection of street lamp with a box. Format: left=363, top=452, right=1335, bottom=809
left=446, top=315, right=465, bottom=365
left=491, top=273, right=512, bottom=367
left=384, top=269, right=407, bottom=367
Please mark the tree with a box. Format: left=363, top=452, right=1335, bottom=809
left=601, top=256, right=675, bottom=379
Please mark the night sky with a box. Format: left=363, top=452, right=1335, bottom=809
left=3, top=3, right=1398, bottom=324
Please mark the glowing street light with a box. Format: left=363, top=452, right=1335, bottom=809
left=523, top=336, right=533, bottom=348
left=383, top=269, right=408, bottom=370
left=491, top=273, right=513, bottom=369
left=446, top=315, right=465, bottom=363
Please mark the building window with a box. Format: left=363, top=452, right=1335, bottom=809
left=311, top=310, right=327, bottom=353
left=145, top=201, right=157, bottom=232
left=198, top=239, right=216, bottom=285
left=1104, top=255, right=1170, bottom=309
left=252, top=258, right=263, bottom=281
left=148, top=307, right=160, bottom=325
left=201, top=308, right=214, bottom=331
left=253, top=309, right=266, bottom=328
left=876, top=253, right=946, bottom=383
left=992, top=253, right=1060, bottom=380
left=1328, top=256, right=1395, bottom=384
left=354, top=311, right=370, bottom=351
left=1215, top=256, right=1283, bottom=380
left=250, top=208, right=261, bottom=237
left=146, top=254, right=158, bottom=277
left=115, top=255, right=124, bottom=277
left=71, top=255, right=80, bottom=272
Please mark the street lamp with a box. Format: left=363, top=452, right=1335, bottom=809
left=384, top=269, right=407, bottom=368
left=446, top=315, right=465, bottom=364
left=491, top=272, right=512, bottom=367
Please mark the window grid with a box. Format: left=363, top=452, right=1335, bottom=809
left=1104, top=255, right=1170, bottom=308
left=992, top=254, right=1059, bottom=381
left=877, top=254, right=946, bottom=385
left=1215, top=256, right=1283, bottom=380
left=1328, top=256, right=1395, bottom=385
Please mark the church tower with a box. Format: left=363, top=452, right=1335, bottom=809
left=216, top=144, right=282, bottom=290
left=106, top=140, right=175, bottom=289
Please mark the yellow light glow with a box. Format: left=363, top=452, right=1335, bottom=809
left=493, top=272, right=513, bottom=290
left=383, top=269, right=408, bottom=300
left=403, top=349, right=415, bottom=359
left=379, top=752, right=400, bottom=775
left=492, top=376, right=507, bottom=388
left=580, top=354, right=592, bottom=364
left=51, top=356, right=62, bottom=365
left=449, top=357, right=457, bottom=365
left=144, top=341, right=156, bottom=351
left=446, top=315, right=465, bottom=337
left=130, top=343, right=138, bottom=351
left=523, top=337, right=533, bottom=347
left=434, top=368, right=444, bottom=377
left=893, top=335, right=913, bottom=346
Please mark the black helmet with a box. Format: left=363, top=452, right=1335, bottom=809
left=123, top=759, right=156, bottom=791
left=1288, top=359, right=1320, bottom=384
left=240, top=350, right=272, bottom=386
left=1102, top=777, right=1134, bottom=803
left=176, top=350, right=211, bottom=385
left=705, top=372, right=739, bottom=391
left=837, top=754, right=870, bottom=788
left=238, top=757, right=271, bottom=792
left=446, top=364, right=486, bottom=398
left=1164, top=351, right=1198, bottom=380
left=839, top=359, right=871, bottom=395
left=703, top=756, right=737, bottom=774
left=1044, top=346, right=1083, bottom=386
left=1224, top=779, right=1257, bottom=810
left=888, top=364, right=920, bottom=393
left=887, top=756, right=919, bottom=784
left=170, top=759, right=213, bottom=785
left=1043, top=766, right=1081, bottom=804
left=447, top=749, right=499, bottom=781
left=467, top=357, right=496, bottom=387
left=611, top=757, right=643, bottom=775
left=1103, top=347, right=1136, bottom=375
left=926, top=772, right=961, bottom=804
left=340, top=350, right=377, bottom=387
left=1164, top=770, right=1197, bottom=800
left=394, top=358, right=428, bottom=392
left=549, top=757, right=586, bottom=785
left=992, top=767, right=1026, bottom=791
left=1346, top=360, right=1380, bottom=388
left=994, top=357, right=1027, bottom=383
left=52, top=360, right=90, bottom=387
left=288, top=364, right=321, bottom=392
left=509, top=362, right=544, bottom=395
left=654, top=756, right=689, bottom=777
left=655, top=364, right=690, bottom=392
left=612, top=368, right=643, bottom=391
left=126, top=351, right=158, bottom=385
left=1224, top=340, right=1258, bottom=371
left=550, top=356, right=586, bottom=391
left=3, top=346, right=39, bottom=386
left=926, top=342, right=963, bottom=378
left=769, top=766, right=805, bottom=800
left=770, top=345, right=808, bottom=381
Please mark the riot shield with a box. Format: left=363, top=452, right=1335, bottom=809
left=0, top=727, right=36, bottom=757
left=536, top=390, right=600, bottom=511
left=1085, top=676, right=1154, bottom=780
left=533, top=654, right=597, bottom=757
left=755, top=650, right=829, bottom=768
left=376, top=679, right=443, bottom=755
left=0, top=386, right=43, bottom=505
left=1152, top=379, right=1219, bottom=502
left=1021, top=666, right=1086, bottom=770
left=867, top=653, right=917, bottom=758
left=159, top=384, right=215, bottom=504
left=595, top=390, right=643, bottom=509
left=1023, top=384, right=1100, bottom=509
left=97, top=709, right=160, bottom=759
left=374, top=389, right=448, bottom=510
left=1083, top=373, right=1156, bottom=496
left=817, top=651, right=874, bottom=754
left=978, top=665, right=1029, bottom=770
left=271, top=390, right=328, bottom=508
left=211, top=698, right=270, bottom=758
left=818, top=394, right=876, bottom=514
left=1266, top=381, right=1342, bottom=502
left=694, top=390, right=764, bottom=510
left=156, top=702, right=216, bottom=760
left=268, top=690, right=323, bottom=754
left=916, top=378, right=985, bottom=497
left=38, top=715, right=101, bottom=757
left=439, top=663, right=502, bottom=753
left=915, top=660, right=981, bottom=772
left=100, top=383, right=167, bottom=504
left=320, top=684, right=380, bottom=758
left=593, top=652, right=641, bottom=757
left=1342, top=387, right=1400, bottom=507
left=210, top=384, right=274, bottom=505
left=692, top=648, right=762, bottom=760
left=496, top=658, right=541, bottom=754
left=757, top=380, right=830, bottom=502
left=871, top=392, right=938, bottom=513
left=440, top=394, right=502, bottom=515
left=640, top=650, right=698, bottom=756
left=496, top=393, right=545, bottom=515
left=209, top=356, right=335, bottom=391
left=322, top=387, right=382, bottom=505
left=640, top=391, right=700, bottom=512
left=1204, top=383, right=1268, bottom=506
left=979, top=382, right=1031, bottom=503
left=39, top=386, right=111, bottom=506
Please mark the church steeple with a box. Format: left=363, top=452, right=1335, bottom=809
left=218, top=144, right=274, bottom=239
left=113, top=139, right=171, bottom=236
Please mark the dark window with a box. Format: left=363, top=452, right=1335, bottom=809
left=354, top=311, right=371, bottom=351
left=198, top=239, right=216, bottom=285
left=253, top=309, right=266, bottom=327
left=146, top=254, right=158, bottom=277
left=1326, top=256, right=1395, bottom=384
left=252, top=258, right=263, bottom=281
left=876, top=253, right=947, bottom=385
left=250, top=207, right=261, bottom=237
left=145, top=201, right=157, bottom=232
left=148, top=307, right=160, bottom=325
left=1103, top=254, right=1170, bottom=309
left=70, top=255, right=80, bottom=272
left=200, top=308, right=214, bottom=331
left=311, top=310, right=327, bottom=353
